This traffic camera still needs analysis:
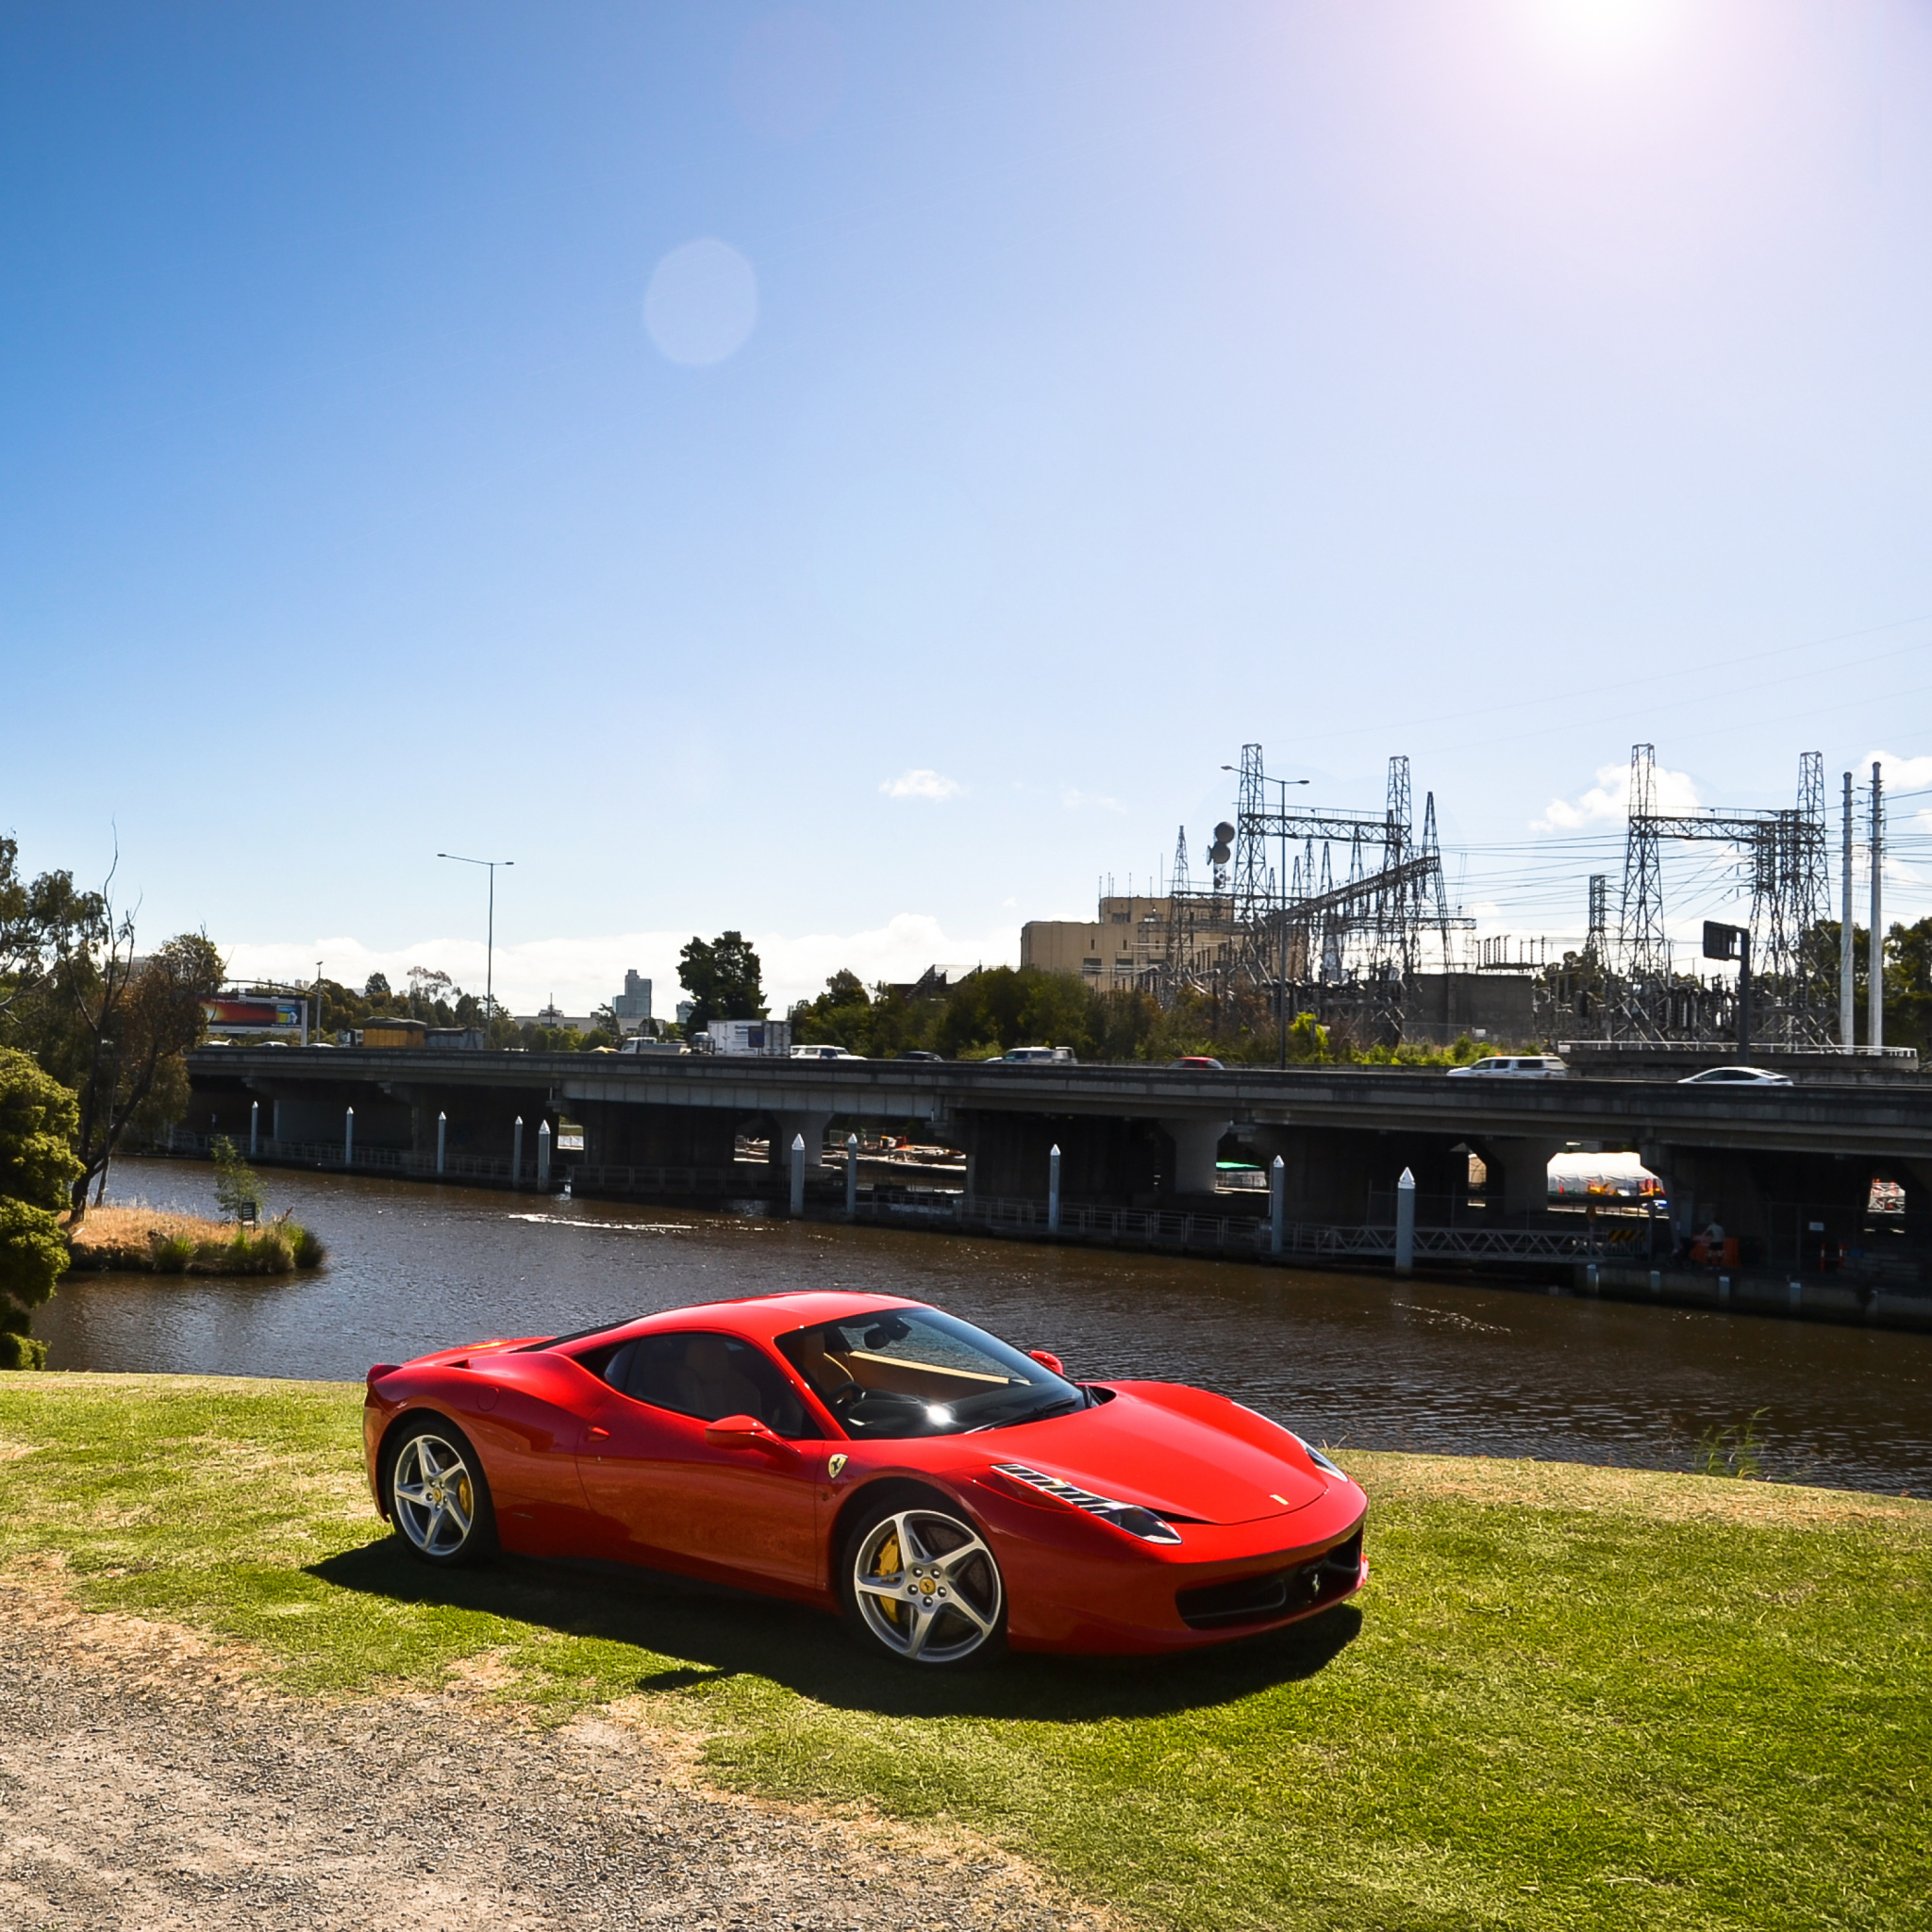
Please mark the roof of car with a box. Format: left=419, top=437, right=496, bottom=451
left=545, top=1291, right=923, bottom=1352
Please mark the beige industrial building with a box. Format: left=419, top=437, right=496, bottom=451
left=1023, top=896, right=1535, bottom=1044
left=1021, top=895, right=1242, bottom=991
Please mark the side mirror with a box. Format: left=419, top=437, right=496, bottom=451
left=703, top=1413, right=794, bottom=1457
left=1028, top=1349, right=1065, bottom=1377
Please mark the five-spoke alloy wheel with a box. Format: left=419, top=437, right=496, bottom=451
left=388, top=1418, right=494, bottom=1566
left=842, top=1498, right=1005, bottom=1667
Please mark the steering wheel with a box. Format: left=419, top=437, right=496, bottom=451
left=829, top=1383, right=869, bottom=1415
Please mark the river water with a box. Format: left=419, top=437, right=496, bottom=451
left=33, top=1157, right=1932, bottom=1496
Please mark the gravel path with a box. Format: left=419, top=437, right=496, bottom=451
left=0, top=1590, right=1107, bottom=1932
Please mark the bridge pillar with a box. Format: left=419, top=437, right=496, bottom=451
left=1643, top=1141, right=1884, bottom=1268
left=1153, top=1118, right=1233, bottom=1198
left=1472, top=1137, right=1565, bottom=1220
left=1250, top=1125, right=1468, bottom=1224
left=951, top=1111, right=1164, bottom=1206
left=770, top=1111, right=833, bottom=1175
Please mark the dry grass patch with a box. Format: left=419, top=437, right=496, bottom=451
left=62, top=1202, right=325, bottom=1275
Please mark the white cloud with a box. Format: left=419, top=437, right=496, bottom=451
left=879, top=768, right=963, bottom=801
left=224, top=914, right=1020, bottom=1020
left=1533, top=758, right=1700, bottom=831
left=1060, top=786, right=1126, bottom=815
left=1860, top=748, right=1932, bottom=791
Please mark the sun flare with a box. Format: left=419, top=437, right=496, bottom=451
left=1526, top=0, right=1677, bottom=69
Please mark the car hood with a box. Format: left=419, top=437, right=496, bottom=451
left=974, top=1382, right=1332, bottom=1526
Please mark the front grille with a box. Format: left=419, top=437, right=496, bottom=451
left=1175, top=1528, right=1364, bottom=1632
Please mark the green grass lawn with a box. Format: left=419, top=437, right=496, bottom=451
left=0, top=1372, right=1924, bottom=1931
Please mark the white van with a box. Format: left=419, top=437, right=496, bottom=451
left=790, top=1043, right=863, bottom=1060
left=998, top=1045, right=1078, bottom=1066
left=1446, top=1055, right=1567, bottom=1079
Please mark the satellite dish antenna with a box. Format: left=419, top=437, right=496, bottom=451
left=1213, top=822, right=1236, bottom=844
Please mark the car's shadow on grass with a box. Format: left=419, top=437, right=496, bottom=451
left=307, top=1538, right=1359, bottom=1722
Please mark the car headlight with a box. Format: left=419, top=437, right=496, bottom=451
left=991, top=1463, right=1183, bottom=1543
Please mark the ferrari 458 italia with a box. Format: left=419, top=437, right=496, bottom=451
left=362, top=1292, right=1368, bottom=1667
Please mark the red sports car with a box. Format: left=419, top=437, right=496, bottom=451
left=362, top=1291, right=1369, bottom=1667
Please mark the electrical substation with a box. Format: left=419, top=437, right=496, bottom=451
left=1026, top=741, right=1891, bottom=1055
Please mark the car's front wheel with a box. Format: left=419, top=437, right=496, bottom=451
left=387, top=1417, right=496, bottom=1566
left=841, top=1494, right=1006, bottom=1667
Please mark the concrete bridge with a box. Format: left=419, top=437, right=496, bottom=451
left=184, top=1046, right=1932, bottom=1275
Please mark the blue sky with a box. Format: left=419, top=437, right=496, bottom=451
left=4, top=1, right=1930, bottom=1012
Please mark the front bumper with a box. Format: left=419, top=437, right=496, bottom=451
left=972, top=1479, right=1371, bottom=1655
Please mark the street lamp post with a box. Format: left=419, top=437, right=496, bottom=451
left=437, top=853, right=513, bottom=1024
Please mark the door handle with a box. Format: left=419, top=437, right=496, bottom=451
left=586, top=1425, right=611, bottom=1443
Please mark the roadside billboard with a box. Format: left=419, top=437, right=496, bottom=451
left=204, top=997, right=306, bottom=1032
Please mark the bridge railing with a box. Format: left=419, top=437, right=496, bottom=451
left=147, top=1127, right=541, bottom=1186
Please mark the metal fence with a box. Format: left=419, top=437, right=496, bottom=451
left=151, top=1127, right=542, bottom=1186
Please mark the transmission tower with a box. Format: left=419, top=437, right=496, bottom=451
left=1233, top=743, right=1270, bottom=929
left=1611, top=744, right=1835, bottom=1044
left=1586, top=874, right=1608, bottom=961
left=1619, top=744, right=1667, bottom=986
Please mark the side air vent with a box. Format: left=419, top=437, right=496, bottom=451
left=991, top=1464, right=1184, bottom=1544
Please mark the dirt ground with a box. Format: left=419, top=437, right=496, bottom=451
left=0, top=1584, right=1108, bottom=1932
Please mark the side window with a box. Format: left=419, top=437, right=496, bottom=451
left=620, top=1331, right=818, bottom=1440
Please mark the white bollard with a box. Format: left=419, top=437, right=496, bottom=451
left=537, top=1118, right=552, bottom=1190
left=1393, top=1166, right=1416, bottom=1275
left=1719, top=1274, right=1731, bottom=1303
left=343, top=1106, right=355, bottom=1167
left=845, top=1132, right=859, bottom=1218
left=1649, top=1269, right=1662, bottom=1295
left=512, top=1115, right=524, bottom=1190
left=790, top=1133, right=806, bottom=1217
left=1048, top=1143, right=1061, bottom=1235
left=250, top=1099, right=259, bottom=1156
left=1270, top=1155, right=1285, bottom=1257
left=437, top=1110, right=447, bottom=1174
left=1789, top=1278, right=1803, bottom=1310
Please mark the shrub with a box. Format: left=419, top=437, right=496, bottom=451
left=291, top=1224, right=326, bottom=1269
left=151, top=1234, right=193, bottom=1274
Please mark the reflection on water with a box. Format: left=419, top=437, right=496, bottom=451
left=33, top=1158, right=1932, bottom=1496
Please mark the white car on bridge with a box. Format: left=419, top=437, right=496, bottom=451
left=1446, top=1055, right=1568, bottom=1079
left=1677, top=1065, right=1793, bottom=1087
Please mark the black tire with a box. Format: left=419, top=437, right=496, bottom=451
left=385, top=1415, right=497, bottom=1567
left=838, top=1490, right=1008, bottom=1669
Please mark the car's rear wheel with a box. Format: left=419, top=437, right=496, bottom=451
left=841, top=1495, right=1006, bottom=1667
left=387, top=1417, right=495, bottom=1566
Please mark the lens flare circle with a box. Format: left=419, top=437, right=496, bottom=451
left=643, top=240, right=758, bottom=367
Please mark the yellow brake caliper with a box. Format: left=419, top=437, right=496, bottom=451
left=874, top=1530, right=903, bottom=1627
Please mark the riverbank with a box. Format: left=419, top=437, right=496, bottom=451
left=1, top=1373, right=1924, bottom=1930
left=61, top=1204, right=325, bottom=1276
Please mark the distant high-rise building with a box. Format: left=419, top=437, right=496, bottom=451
left=612, top=969, right=653, bottom=1033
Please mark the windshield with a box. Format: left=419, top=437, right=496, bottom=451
left=775, top=1307, right=1084, bottom=1439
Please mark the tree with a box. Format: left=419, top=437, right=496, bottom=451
left=363, top=971, right=391, bottom=1002
left=0, top=837, right=104, bottom=1024
left=210, top=1136, right=264, bottom=1223
left=791, top=970, right=875, bottom=1051
left=0, top=1048, right=83, bottom=1369
left=7, top=905, right=225, bottom=1220
left=406, top=965, right=453, bottom=1019
left=678, top=932, right=765, bottom=1032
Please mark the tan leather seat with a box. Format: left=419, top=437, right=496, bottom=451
left=676, top=1334, right=764, bottom=1422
